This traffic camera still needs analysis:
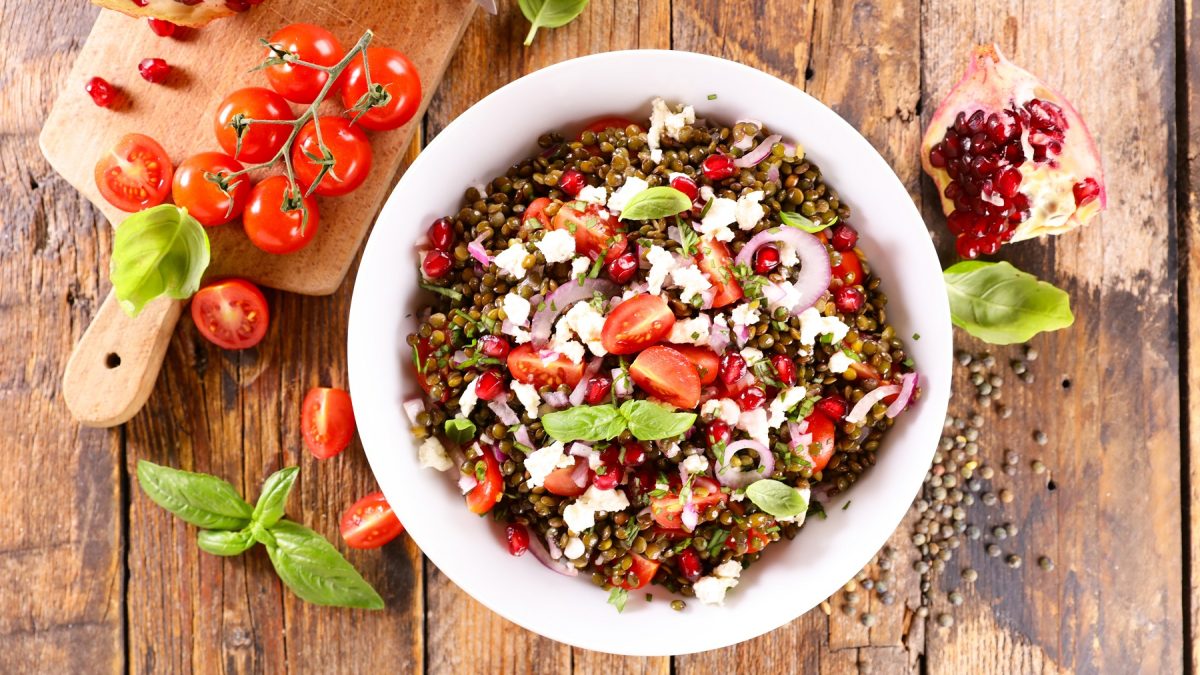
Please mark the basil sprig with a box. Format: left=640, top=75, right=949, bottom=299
left=744, top=479, right=808, bottom=518
left=619, top=186, right=692, bottom=221
left=518, top=0, right=590, bottom=45
left=943, top=260, right=1074, bottom=344
left=780, top=211, right=834, bottom=233
left=136, top=461, right=384, bottom=610
left=110, top=205, right=211, bottom=317
left=541, top=400, right=696, bottom=443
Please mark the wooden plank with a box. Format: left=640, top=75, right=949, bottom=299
left=921, top=1, right=1183, bottom=673
left=1184, top=0, right=1199, bottom=671
left=0, top=1, right=124, bottom=672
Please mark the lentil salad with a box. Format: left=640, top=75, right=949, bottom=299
left=404, top=98, right=919, bottom=609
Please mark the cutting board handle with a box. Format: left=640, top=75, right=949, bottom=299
left=63, top=290, right=183, bottom=428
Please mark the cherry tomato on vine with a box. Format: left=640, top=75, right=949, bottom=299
left=340, top=492, right=404, bottom=549
left=291, top=117, right=372, bottom=197
left=243, top=175, right=319, bottom=254
left=339, top=47, right=422, bottom=132
left=301, top=386, right=355, bottom=459
left=94, top=133, right=174, bottom=212
left=189, top=278, right=269, bottom=350
left=213, top=87, right=293, bottom=163
left=263, top=23, right=345, bottom=104
left=172, top=152, right=251, bottom=227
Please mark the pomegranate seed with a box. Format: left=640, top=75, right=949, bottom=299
left=771, top=354, right=795, bottom=386
left=816, top=394, right=848, bottom=420
left=955, top=236, right=981, bottom=259
left=138, top=57, right=171, bottom=84
left=701, top=154, right=736, bottom=181
left=706, top=420, right=732, bottom=448
left=736, top=386, right=766, bottom=411
left=593, top=449, right=623, bottom=490
left=147, top=18, right=177, bottom=37
left=558, top=168, right=586, bottom=197
left=478, top=335, right=510, bottom=359
left=474, top=369, right=506, bottom=401
left=669, top=174, right=699, bottom=201
left=632, top=466, right=657, bottom=494
left=834, top=286, right=865, bottom=314
left=422, top=250, right=453, bottom=278
left=505, top=523, right=530, bottom=557
left=677, top=548, right=702, bottom=582
left=1073, top=178, right=1100, bottom=206
left=584, top=375, right=612, bottom=405
left=829, top=223, right=858, bottom=252
left=996, top=167, right=1021, bottom=198
left=621, top=441, right=647, bottom=466
left=607, top=250, right=639, bottom=284
left=84, top=77, right=116, bottom=108
left=753, top=245, right=780, bottom=275
left=928, top=145, right=946, bottom=168
left=132, top=0, right=148, bottom=5
left=428, top=217, right=455, bottom=251
left=719, top=353, right=746, bottom=387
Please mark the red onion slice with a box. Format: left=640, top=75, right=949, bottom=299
left=569, top=460, right=590, bottom=488
left=611, top=369, right=632, bottom=397
left=568, top=358, right=604, bottom=406
left=845, top=384, right=903, bottom=424
left=543, top=390, right=570, bottom=408
left=402, top=398, right=425, bottom=426
left=786, top=421, right=812, bottom=450
left=467, top=233, right=491, bottom=266
left=488, top=399, right=520, bottom=426
left=515, top=425, right=534, bottom=450
left=528, top=533, right=578, bottom=577
left=715, top=439, right=775, bottom=488
left=450, top=447, right=477, bottom=494
left=885, top=372, right=919, bottom=418
left=568, top=442, right=593, bottom=457
left=489, top=444, right=508, bottom=464
left=681, top=502, right=699, bottom=531
left=734, top=134, right=782, bottom=168
left=736, top=228, right=831, bottom=314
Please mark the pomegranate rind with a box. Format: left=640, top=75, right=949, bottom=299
left=920, top=44, right=1106, bottom=244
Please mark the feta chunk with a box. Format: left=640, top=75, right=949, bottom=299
left=606, top=176, right=649, bottom=213
left=703, top=398, right=740, bottom=425
left=557, top=301, right=608, bottom=356
left=669, top=314, right=712, bottom=346
left=562, top=486, right=630, bottom=533
left=734, top=190, right=766, bottom=230
left=552, top=338, right=586, bottom=365
left=458, top=379, right=479, bottom=417
left=698, top=197, right=737, bottom=242
left=570, top=256, right=591, bottom=279
left=767, top=386, right=809, bottom=428
left=511, top=381, right=542, bottom=419
left=502, top=292, right=531, bottom=326
left=779, top=242, right=798, bottom=268
left=694, top=561, right=743, bottom=606
left=646, top=245, right=677, bottom=295
left=524, top=442, right=566, bottom=488
left=736, top=407, right=770, bottom=446
left=740, top=346, right=764, bottom=366
left=730, top=303, right=761, bottom=329
left=682, top=454, right=710, bottom=474
left=670, top=264, right=712, bottom=304
left=563, top=536, right=585, bottom=560
left=576, top=185, right=608, bottom=206
left=765, top=280, right=802, bottom=313
left=828, top=351, right=855, bottom=374
left=537, top=229, right=576, bottom=263
left=647, top=98, right=695, bottom=163
left=798, top=307, right=850, bottom=345
left=493, top=242, right=529, bottom=280
left=418, top=437, right=453, bottom=471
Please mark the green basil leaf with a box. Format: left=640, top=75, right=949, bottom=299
left=541, top=404, right=626, bottom=442
left=251, top=466, right=299, bottom=529
left=618, top=186, right=692, bottom=221
left=444, top=418, right=477, bottom=445
left=263, top=520, right=385, bottom=610
left=607, top=587, right=628, bottom=613
left=135, top=460, right=253, bottom=530
left=619, top=399, right=696, bottom=440
left=943, top=260, right=1074, bottom=344
left=197, top=529, right=256, bottom=557
left=744, top=479, right=808, bottom=518
left=518, top=0, right=590, bottom=45
left=780, top=211, right=833, bottom=233
left=110, top=205, right=210, bottom=317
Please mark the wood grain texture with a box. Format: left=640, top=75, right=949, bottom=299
left=1183, top=0, right=1198, bottom=672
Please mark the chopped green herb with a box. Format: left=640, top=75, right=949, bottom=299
left=842, top=500, right=852, bottom=510
left=707, top=93, right=717, bottom=100
left=607, top=587, right=628, bottom=613
left=420, top=283, right=464, bottom=301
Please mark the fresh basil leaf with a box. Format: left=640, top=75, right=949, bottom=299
left=780, top=211, right=833, bottom=233
left=110, top=205, right=210, bottom=316
left=607, top=586, right=628, bottom=613
left=251, top=466, right=298, bottom=529
left=263, top=520, right=385, bottom=610
left=943, top=260, right=1074, bottom=344
left=744, top=479, right=808, bottom=518
left=136, top=460, right=253, bottom=530
left=444, top=418, right=477, bottom=445
left=518, top=0, right=590, bottom=45
left=197, top=529, right=255, bottom=557
left=619, top=186, right=692, bottom=221
left=541, top=404, right=625, bottom=442
left=619, top=399, right=696, bottom=440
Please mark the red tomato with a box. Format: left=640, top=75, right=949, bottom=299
left=727, top=526, right=772, bottom=554
left=522, top=197, right=553, bottom=228
left=243, top=175, right=319, bottom=254
left=650, top=477, right=726, bottom=529
left=190, top=279, right=269, bottom=350
left=465, top=451, right=503, bottom=514
left=694, top=238, right=743, bottom=308
left=292, top=117, right=373, bottom=197
left=581, top=116, right=641, bottom=137
left=213, top=87, right=293, bottom=163
left=543, top=456, right=588, bottom=497
left=506, top=344, right=585, bottom=389
left=629, top=345, right=701, bottom=410
left=94, top=133, right=173, bottom=212
left=617, top=552, right=661, bottom=590
left=601, top=295, right=675, bottom=355
left=264, top=23, right=345, bottom=104
left=670, top=345, right=720, bottom=385
left=832, top=249, right=864, bottom=285
left=340, top=47, right=421, bottom=132
left=301, top=387, right=355, bottom=459
left=340, top=492, right=404, bottom=549
left=172, top=152, right=251, bottom=227
left=551, top=202, right=627, bottom=263
left=804, top=411, right=837, bottom=472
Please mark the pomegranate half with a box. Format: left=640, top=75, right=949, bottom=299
left=921, top=45, right=1106, bottom=259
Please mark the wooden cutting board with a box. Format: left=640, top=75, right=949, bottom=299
left=39, top=1, right=475, bottom=427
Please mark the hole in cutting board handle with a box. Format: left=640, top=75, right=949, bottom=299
left=105, top=353, right=121, bottom=369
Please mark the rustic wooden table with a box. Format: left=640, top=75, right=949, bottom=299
left=1, top=0, right=1191, bottom=673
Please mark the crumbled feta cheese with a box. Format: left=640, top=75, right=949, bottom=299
left=709, top=398, right=741, bottom=425
left=765, top=280, right=802, bottom=313
left=699, top=185, right=715, bottom=202
left=493, top=242, right=529, bottom=279
left=502, top=292, right=531, bottom=326
left=511, top=381, right=542, bottom=419
left=669, top=314, right=712, bottom=346
left=458, top=379, right=479, bottom=417
left=767, top=386, right=809, bottom=428
left=570, top=256, right=591, bottom=279
left=563, top=486, right=630, bottom=533
left=698, top=197, right=737, bottom=242
left=646, top=245, right=677, bottom=295
left=551, top=338, right=586, bottom=365
left=682, top=454, right=710, bottom=474
left=508, top=326, right=532, bottom=344
left=734, top=191, right=766, bottom=230
left=606, top=176, right=649, bottom=213
left=828, top=351, right=855, bottom=374
left=715, top=560, right=743, bottom=579
left=670, top=264, right=712, bottom=304
left=736, top=407, right=770, bottom=445
left=537, top=229, right=576, bottom=263
left=524, top=442, right=566, bottom=488
left=557, top=301, right=608, bottom=356
left=701, top=399, right=723, bottom=421
left=740, top=346, right=764, bottom=366
left=563, top=536, right=585, bottom=559
left=647, top=98, right=695, bottom=164
left=694, top=561, right=743, bottom=605
left=418, top=437, right=452, bottom=471
left=730, top=303, right=761, bottom=330
left=730, top=490, right=746, bottom=502
left=779, top=242, right=798, bottom=268
left=798, top=307, right=850, bottom=345
left=661, top=442, right=681, bottom=458
left=576, top=185, right=608, bottom=206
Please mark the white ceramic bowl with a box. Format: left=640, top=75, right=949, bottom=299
left=349, top=50, right=951, bottom=656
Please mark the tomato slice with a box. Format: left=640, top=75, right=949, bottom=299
left=340, top=491, right=404, bottom=549
left=190, top=279, right=269, bottom=350
left=465, top=451, right=503, bottom=515
left=694, top=238, right=743, bottom=308
left=301, top=387, right=356, bottom=459
left=506, top=344, right=585, bottom=389
left=617, top=552, right=661, bottom=590
left=94, top=133, right=174, bottom=212
left=523, top=197, right=553, bottom=229
left=650, top=477, right=726, bottom=529
left=551, top=202, right=627, bottom=263
left=580, top=116, right=642, bottom=137
left=601, top=294, right=675, bottom=355
left=629, top=345, right=701, bottom=410
left=669, top=345, right=720, bottom=385
left=804, top=411, right=837, bottom=472
left=543, top=456, right=588, bottom=497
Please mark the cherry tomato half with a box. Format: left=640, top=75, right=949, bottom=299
left=465, top=451, right=503, bottom=515
left=601, top=294, right=675, bottom=355
left=694, top=238, right=743, bottom=308
left=543, top=456, right=588, bottom=497
left=264, top=23, right=345, bottom=104
left=214, top=87, right=293, bottom=163
left=301, top=386, right=355, bottom=459
left=340, top=47, right=421, bottom=132
left=243, top=175, right=319, bottom=254
left=189, top=278, right=269, bottom=350
left=94, top=133, right=173, bottom=212
left=292, top=117, right=373, bottom=197
left=617, top=552, right=661, bottom=590
left=650, top=477, right=726, bottom=529
left=340, top=491, right=404, bottom=549
left=522, top=197, right=553, bottom=228
left=670, top=345, right=720, bottom=385
left=629, top=345, right=701, bottom=410
left=413, top=336, right=451, bottom=403
left=172, top=152, right=251, bottom=227
left=581, top=116, right=641, bottom=137
left=803, top=410, right=837, bottom=473
left=551, top=202, right=627, bottom=263
left=506, top=344, right=585, bottom=389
